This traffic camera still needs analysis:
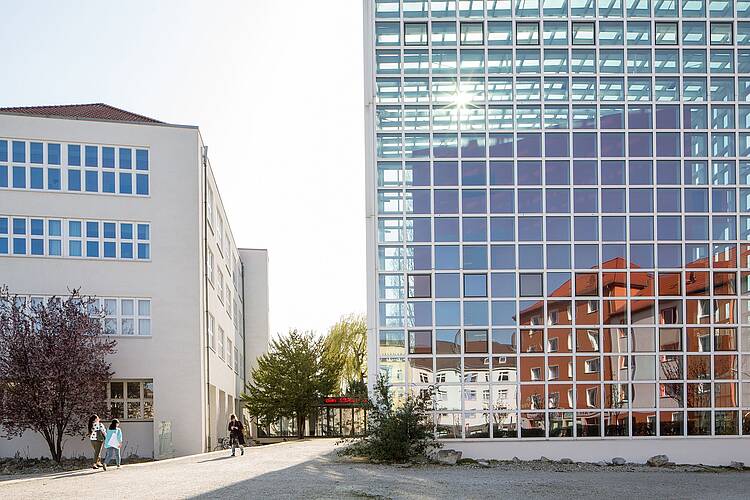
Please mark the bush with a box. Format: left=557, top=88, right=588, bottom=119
left=341, top=375, right=440, bottom=462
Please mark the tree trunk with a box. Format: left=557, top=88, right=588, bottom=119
left=297, top=414, right=305, bottom=439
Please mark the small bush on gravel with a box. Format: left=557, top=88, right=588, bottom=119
left=340, top=375, right=440, bottom=463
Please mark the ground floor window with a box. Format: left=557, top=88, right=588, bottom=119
left=108, top=379, right=154, bottom=421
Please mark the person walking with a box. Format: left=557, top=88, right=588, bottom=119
left=87, top=414, right=107, bottom=470
left=227, top=414, right=245, bottom=457
left=103, top=419, right=123, bottom=469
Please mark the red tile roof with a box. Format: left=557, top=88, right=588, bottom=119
left=0, top=103, right=164, bottom=124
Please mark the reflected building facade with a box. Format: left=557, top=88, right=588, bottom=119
left=364, top=0, right=750, bottom=459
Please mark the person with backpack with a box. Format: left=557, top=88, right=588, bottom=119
left=227, top=414, right=245, bottom=456
left=103, top=419, right=123, bottom=469
left=87, top=414, right=107, bottom=470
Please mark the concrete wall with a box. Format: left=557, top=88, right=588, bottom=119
left=239, top=248, right=270, bottom=379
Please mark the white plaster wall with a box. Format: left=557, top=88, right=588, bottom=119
left=0, top=114, right=204, bottom=458
left=448, top=438, right=750, bottom=466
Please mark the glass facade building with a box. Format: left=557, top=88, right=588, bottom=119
left=364, top=0, right=750, bottom=444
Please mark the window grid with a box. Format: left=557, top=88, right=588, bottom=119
left=0, top=216, right=151, bottom=261
left=371, top=0, right=750, bottom=440
left=0, top=139, right=150, bottom=196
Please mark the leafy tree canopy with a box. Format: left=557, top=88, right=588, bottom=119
left=241, top=329, right=340, bottom=438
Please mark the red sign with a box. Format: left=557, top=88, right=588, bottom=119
left=323, top=397, right=368, bottom=405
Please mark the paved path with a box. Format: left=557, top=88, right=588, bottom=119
left=1, top=439, right=749, bottom=499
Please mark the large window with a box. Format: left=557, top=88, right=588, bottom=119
left=103, top=297, right=151, bottom=336
left=107, top=380, right=154, bottom=421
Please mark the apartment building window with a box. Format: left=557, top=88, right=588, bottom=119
left=234, top=347, right=239, bottom=373
left=461, top=22, right=484, bottom=45
left=217, top=272, right=225, bottom=303
left=103, top=298, right=151, bottom=336
left=655, top=22, right=678, bottom=45
left=405, top=23, right=428, bottom=45
left=516, top=22, right=539, bottom=45
left=710, top=23, right=733, bottom=45
left=407, top=274, right=431, bottom=298
left=227, top=339, right=233, bottom=368
left=108, top=380, right=153, bottom=421
left=207, top=249, right=215, bottom=285
left=206, top=186, right=215, bottom=230
left=218, top=327, right=225, bottom=360
left=216, top=217, right=224, bottom=255
left=208, top=313, right=216, bottom=350
left=572, top=22, right=595, bottom=45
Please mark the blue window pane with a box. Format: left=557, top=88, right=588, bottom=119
left=69, top=221, right=82, bottom=237
left=87, top=241, right=99, bottom=257
left=30, top=219, right=43, bottom=235
left=120, top=223, right=133, bottom=239
left=69, top=240, right=82, bottom=257
left=436, top=302, right=460, bottom=326
left=463, top=245, right=488, bottom=269
left=30, top=167, right=43, bottom=189
left=85, top=170, right=98, bottom=192
left=12, top=218, right=26, bottom=234
left=49, top=240, right=61, bottom=256
left=0, top=218, right=6, bottom=234
left=137, top=243, right=150, bottom=259
left=12, top=166, right=25, bottom=188
left=48, top=220, right=61, bottom=236
left=102, top=172, right=115, bottom=193
left=119, top=173, right=132, bottom=194
left=68, top=145, right=81, bottom=166
left=102, top=147, right=115, bottom=168
left=491, top=245, right=515, bottom=269
left=464, top=274, right=488, bottom=297
left=85, top=145, right=98, bottom=167
left=104, top=241, right=116, bottom=258
left=0, top=140, right=7, bottom=162
left=121, top=243, right=133, bottom=259
left=103, top=222, right=116, bottom=238
left=13, top=238, right=26, bottom=255
left=492, top=301, right=516, bottom=326
left=435, top=274, right=460, bottom=298
left=136, top=149, right=149, bottom=170
left=48, top=143, right=61, bottom=165
left=30, top=142, right=43, bottom=163
left=48, top=168, right=61, bottom=190
left=0, top=238, right=7, bottom=254
left=136, top=174, right=149, bottom=195
left=435, top=246, right=460, bottom=269
left=137, top=224, right=149, bottom=240
left=464, top=301, right=489, bottom=326
left=0, top=165, right=8, bottom=188
left=68, top=169, right=81, bottom=191
left=12, top=141, right=25, bottom=163
left=31, top=239, right=43, bottom=255
left=119, top=148, right=132, bottom=169
left=86, top=221, right=99, bottom=237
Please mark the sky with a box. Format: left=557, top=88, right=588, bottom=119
left=0, top=1, right=367, bottom=336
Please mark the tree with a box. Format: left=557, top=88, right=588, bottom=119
left=323, top=314, right=367, bottom=395
left=0, top=288, right=116, bottom=462
left=241, top=329, right=340, bottom=438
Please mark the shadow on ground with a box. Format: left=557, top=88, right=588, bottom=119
left=190, top=449, right=750, bottom=500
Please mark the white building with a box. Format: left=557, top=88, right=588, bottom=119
left=0, top=104, right=269, bottom=459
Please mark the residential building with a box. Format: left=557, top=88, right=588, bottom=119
left=0, top=104, right=269, bottom=459
left=364, top=0, right=750, bottom=464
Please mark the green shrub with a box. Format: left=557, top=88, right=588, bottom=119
left=341, top=375, right=440, bottom=462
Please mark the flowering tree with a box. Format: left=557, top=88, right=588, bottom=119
left=0, top=287, right=116, bottom=462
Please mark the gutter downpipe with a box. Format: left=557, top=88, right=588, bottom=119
left=202, top=144, right=212, bottom=451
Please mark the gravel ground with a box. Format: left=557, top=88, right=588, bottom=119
left=1, top=439, right=748, bottom=499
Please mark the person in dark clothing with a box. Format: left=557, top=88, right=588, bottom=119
left=228, top=414, right=245, bottom=456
